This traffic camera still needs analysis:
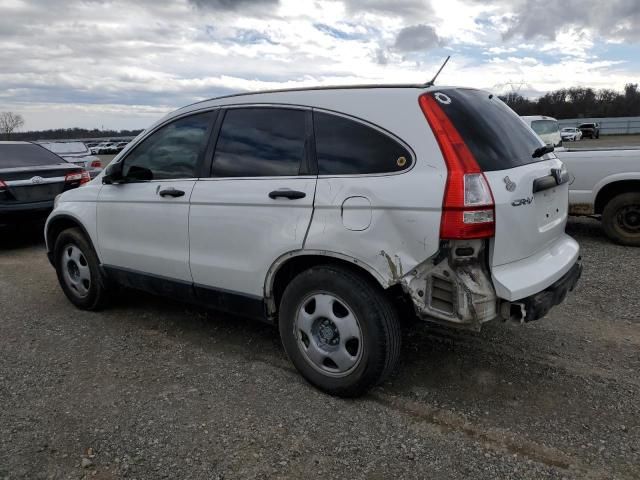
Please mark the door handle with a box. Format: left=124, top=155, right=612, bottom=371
left=268, top=189, right=306, bottom=200
left=158, top=187, right=185, bottom=198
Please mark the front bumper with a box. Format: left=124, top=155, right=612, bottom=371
left=512, top=257, right=582, bottom=322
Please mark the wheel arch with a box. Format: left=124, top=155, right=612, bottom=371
left=594, top=179, right=640, bottom=214
left=46, top=214, right=97, bottom=262
left=264, top=250, right=394, bottom=318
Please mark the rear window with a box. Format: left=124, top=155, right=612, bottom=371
left=0, top=143, right=65, bottom=169
left=531, top=120, right=559, bottom=135
left=41, top=142, right=89, bottom=154
left=430, top=89, right=543, bottom=171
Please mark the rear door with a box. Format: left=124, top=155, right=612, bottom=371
left=189, top=106, right=316, bottom=300
left=432, top=89, right=570, bottom=267
left=97, top=111, right=214, bottom=282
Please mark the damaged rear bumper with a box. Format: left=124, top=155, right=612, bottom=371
left=505, top=257, right=582, bottom=323
left=400, top=239, right=582, bottom=331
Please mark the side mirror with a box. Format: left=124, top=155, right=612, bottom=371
left=102, top=161, right=123, bottom=184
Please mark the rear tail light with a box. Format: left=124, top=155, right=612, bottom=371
left=65, top=170, right=91, bottom=185
left=0, top=180, right=6, bottom=192
left=90, top=160, right=102, bottom=168
left=419, top=93, right=495, bottom=239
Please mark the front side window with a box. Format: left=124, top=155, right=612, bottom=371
left=122, top=112, right=212, bottom=181
left=313, top=112, right=412, bottom=175
left=212, top=108, right=306, bottom=177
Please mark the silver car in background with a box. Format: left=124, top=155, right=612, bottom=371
left=39, top=141, right=103, bottom=178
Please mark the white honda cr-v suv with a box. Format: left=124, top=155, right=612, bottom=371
left=45, top=85, right=582, bottom=397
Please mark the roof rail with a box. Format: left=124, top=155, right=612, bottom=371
left=183, top=82, right=429, bottom=109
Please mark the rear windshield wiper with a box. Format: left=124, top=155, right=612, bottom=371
left=532, top=145, right=555, bottom=158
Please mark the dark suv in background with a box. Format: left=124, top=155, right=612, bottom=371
left=579, top=122, right=600, bottom=139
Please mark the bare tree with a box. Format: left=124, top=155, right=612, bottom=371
left=0, top=112, right=25, bottom=139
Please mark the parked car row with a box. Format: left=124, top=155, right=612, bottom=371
left=89, top=141, right=129, bottom=155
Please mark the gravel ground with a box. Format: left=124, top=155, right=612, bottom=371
left=569, top=134, right=640, bottom=149
left=0, top=218, right=638, bottom=480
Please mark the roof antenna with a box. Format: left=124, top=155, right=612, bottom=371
left=424, top=55, right=451, bottom=87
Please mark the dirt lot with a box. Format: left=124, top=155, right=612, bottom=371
left=0, top=218, right=638, bottom=480
left=569, top=134, right=640, bottom=149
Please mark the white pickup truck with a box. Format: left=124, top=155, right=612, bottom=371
left=522, top=116, right=640, bottom=246
left=557, top=147, right=640, bottom=246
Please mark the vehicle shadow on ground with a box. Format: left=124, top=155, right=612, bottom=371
left=105, top=286, right=577, bottom=417
left=0, top=222, right=46, bottom=250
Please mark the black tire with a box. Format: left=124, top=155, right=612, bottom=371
left=279, top=265, right=401, bottom=397
left=53, top=227, right=111, bottom=309
left=602, top=192, right=640, bottom=247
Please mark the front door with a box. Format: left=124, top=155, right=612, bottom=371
left=97, top=111, right=215, bottom=283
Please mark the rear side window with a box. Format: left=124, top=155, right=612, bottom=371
left=212, top=108, right=306, bottom=177
left=314, top=112, right=412, bottom=175
left=431, top=89, right=543, bottom=171
left=0, top=143, right=64, bottom=168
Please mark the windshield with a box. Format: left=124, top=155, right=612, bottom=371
left=0, top=143, right=65, bottom=168
left=579, top=123, right=594, bottom=128
left=40, top=142, right=89, bottom=154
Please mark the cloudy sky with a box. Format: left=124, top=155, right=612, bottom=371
left=1, top=0, right=639, bottom=130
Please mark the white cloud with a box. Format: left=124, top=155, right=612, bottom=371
left=0, top=0, right=638, bottom=130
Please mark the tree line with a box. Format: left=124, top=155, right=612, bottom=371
left=500, top=83, right=640, bottom=119
left=2, top=83, right=639, bottom=140
left=4, top=125, right=143, bottom=141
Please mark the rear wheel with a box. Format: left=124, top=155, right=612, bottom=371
left=602, top=192, right=640, bottom=246
left=54, top=228, right=111, bottom=309
left=279, top=265, right=401, bottom=397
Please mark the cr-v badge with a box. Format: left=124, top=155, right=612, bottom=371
left=503, top=176, right=516, bottom=192
left=512, top=197, right=534, bottom=207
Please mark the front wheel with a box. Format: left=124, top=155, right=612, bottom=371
left=54, top=228, right=111, bottom=309
left=279, top=265, right=401, bottom=397
left=602, top=193, right=640, bottom=246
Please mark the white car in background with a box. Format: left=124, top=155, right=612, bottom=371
left=45, top=85, right=582, bottom=396
left=521, top=115, right=563, bottom=148
left=90, top=142, right=117, bottom=155
left=561, top=127, right=582, bottom=142
left=38, top=141, right=103, bottom=178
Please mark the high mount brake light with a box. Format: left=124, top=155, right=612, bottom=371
left=419, top=93, right=495, bottom=239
